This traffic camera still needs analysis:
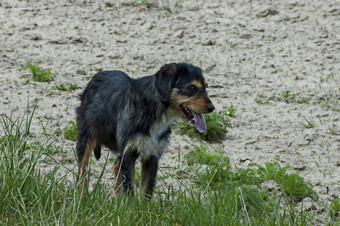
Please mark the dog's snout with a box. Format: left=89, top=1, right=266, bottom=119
left=207, top=105, right=215, bottom=113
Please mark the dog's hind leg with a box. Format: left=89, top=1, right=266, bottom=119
left=140, top=155, right=159, bottom=199
left=77, top=137, right=97, bottom=189
left=113, top=150, right=138, bottom=196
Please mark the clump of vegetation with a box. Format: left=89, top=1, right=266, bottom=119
left=0, top=109, right=320, bottom=225
left=329, top=198, right=340, bottom=221
left=185, top=142, right=229, bottom=167
left=21, top=61, right=55, bottom=82
left=279, top=90, right=296, bottom=103
left=255, top=91, right=312, bottom=105
left=185, top=143, right=316, bottom=201
left=177, top=106, right=234, bottom=142
left=54, top=83, right=78, bottom=92
left=255, top=161, right=316, bottom=201
left=63, top=121, right=78, bottom=141
left=329, top=124, right=338, bottom=135
left=122, top=0, right=158, bottom=9
left=300, top=117, right=315, bottom=129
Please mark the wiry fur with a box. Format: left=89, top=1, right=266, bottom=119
left=76, top=62, right=214, bottom=198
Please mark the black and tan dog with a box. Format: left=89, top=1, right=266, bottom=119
left=76, top=63, right=215, bottom=198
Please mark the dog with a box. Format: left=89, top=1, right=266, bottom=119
left=76, top=63, right=215, bottom=198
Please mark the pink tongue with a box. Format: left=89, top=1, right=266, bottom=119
left=192, top=112, right=207, bottom=133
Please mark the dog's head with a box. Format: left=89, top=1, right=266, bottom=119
left=155, top=63, right=215, bottom=133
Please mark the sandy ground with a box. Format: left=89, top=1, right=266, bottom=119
left=1, top=0, right=339, bottom=222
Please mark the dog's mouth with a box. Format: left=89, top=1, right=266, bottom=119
left=180, top=105, right=207, bottom=133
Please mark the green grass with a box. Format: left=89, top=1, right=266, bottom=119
left=329, top=198, right=340, bottom=221
left=54, top=83, right=78, bottom=92
left=21, top=61, right=55, bottom=82
left=63, top=121, right=78, bottom=141
left=176, top=109, right=232, bottom=142
left=329, top=124, right=338, bottom=135
left=0, top=109, right=326, bottom=225
left=300, top=117, right=315, bottom=129
left=185, top=143, right=316, bottom=202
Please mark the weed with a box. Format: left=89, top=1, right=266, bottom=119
left=281, top=90, right=291, bottom=99
left=123, top=0, right=158, bottom=9
left=223, top=104, right=237, bottom=118
left=185, top=142, right=229, bottom=167
left=63, top=121, right=78, bottom=141
left=297, top=97, right=310, bottom=104
left=185, top=143, right=316, bottom=201
left=229, top=43, right=238, bottom=48
left=54, top=83, right=78, bottom=92
left=329, top=124, right=338, bottom=135
left=21, top=61, right=55, bottom=82
left=279, top=90, right=297, bottom=103
left=329, top=198, right=340, bottom=221
left=255, top=93, right=270, bottom=104
left=255, top=162, right=316, bottom=201
left=300, top=117, right=315, bottom=129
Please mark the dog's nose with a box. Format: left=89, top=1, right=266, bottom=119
left=207, top=105, right=215, bottom=113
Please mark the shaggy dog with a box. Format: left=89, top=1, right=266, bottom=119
left=76, top=63, right=215, bottom=198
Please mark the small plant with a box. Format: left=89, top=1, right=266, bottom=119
left=176, top=110, right=232, bottom=142
left=255, top=161, right=316, bottom=201
left=329, top=198, right=340, bottom=220
left=125, top=0, right=158, bottom=8
left=300, top=117, right=315, bottom=129
left=187, top=143, right=317, bottom=202
left=297, top=97, right=310, bottom=104
left=223, top=104, right=237, bottom=118
left=63, top=121, right=78, bottom=141
left=185, top=142, right=229, bottom=167
left=279, top=90, right=296, bottom=103
left=255, top=93, right=270, bottom=104
left=329, top=124, right=338, bottom=135
left=54, top=83, right=78, bottom=92
left=21, top=61, right=55, bottom=82
left=186, top=142, right=262, bottom=189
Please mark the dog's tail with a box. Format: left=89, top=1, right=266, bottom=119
left=75, top=104, right=92, bottom=163
left=76, top=133, right=91, bottom=163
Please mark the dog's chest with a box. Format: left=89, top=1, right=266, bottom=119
left=127, top=109, right=177, bottom=159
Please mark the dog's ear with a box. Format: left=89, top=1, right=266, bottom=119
left=155, top=63, right=179, bottom=102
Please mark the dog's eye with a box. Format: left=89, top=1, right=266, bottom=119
left=188, top=85, right=196, bottom=90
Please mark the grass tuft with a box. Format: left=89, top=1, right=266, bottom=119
left=63, top=121, right=78, bottom=141
left=185, top=143, right=316, bottom=201
left=21, top=61, right=55, bottom=82
left=329, top=198, right=340, bottom=221
left=54, top=83, right=78, bottom=92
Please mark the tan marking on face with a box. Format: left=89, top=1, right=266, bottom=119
left=169, top=89, right=189, bottom=118
left=192, top=80, right=202, bottom=88
left=186, top=97, right=209, bottom=114
left=169, top=89, right=210, bottom=116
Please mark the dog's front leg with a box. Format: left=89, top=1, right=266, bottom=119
left=141, top=155, right=159, bottom=198
left=114, top=150, right=138, bottom=196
